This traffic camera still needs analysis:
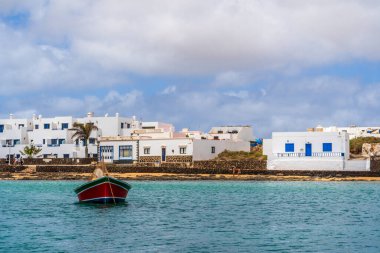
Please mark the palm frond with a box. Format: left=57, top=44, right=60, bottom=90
left=70, top=122, right=98, bottom=142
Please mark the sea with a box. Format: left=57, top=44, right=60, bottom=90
left=1, top=181, right=380, bottom=253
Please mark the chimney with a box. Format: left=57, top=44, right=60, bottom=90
left=87, top=112, right=94, bottom=118
left=9, top=113, right=14, bottom=119
left=115, top=112, right=119, bottom=117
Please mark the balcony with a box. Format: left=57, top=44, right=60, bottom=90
left=275, top=152, right=344, bottom=158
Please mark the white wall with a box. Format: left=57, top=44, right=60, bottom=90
left=271, top=132, right=349, bottom=158
left=0, top=118, right=32, bottom=131
left=265, top=132, right=370, bottom=171
left=267, top=158, right=345, bottom=171
left=0, top=128, right=28, bottom=145
left=192, top=139, right=250, bottom=161
left=139, top=139, right=194, bottom=159
left=208, top=126, right=254, bottom=141
left=263, top=139, right=272, bottom=157
left=267, top=158, right=370, bottom=171
left=345, top=160, right=370, bottom=171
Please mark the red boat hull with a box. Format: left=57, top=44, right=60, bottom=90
left=75, top=177, right=131, bottom=203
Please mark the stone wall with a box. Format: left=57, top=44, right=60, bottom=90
left=0, top=165, right=26, bottom=172
left=139, top=156, right=161, bottom=163
left=194, top=160, right=267, bottom=171
left=36, top=165, right=96, bottom=173
left=23, top=158, right=97, bottom=165
left=166, top=156, right=193, bottom=163
left=370, top=159, right=380, bottom=172
left=34, top=165, right=380, bottom=177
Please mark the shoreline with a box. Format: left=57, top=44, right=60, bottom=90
left=1, top=172, right=380, bottom=181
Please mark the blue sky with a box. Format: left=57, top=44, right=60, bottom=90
left=0, top=0, right=380, bottom=137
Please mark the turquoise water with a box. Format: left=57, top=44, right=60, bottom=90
left=1, top=181, right=380, bottom=252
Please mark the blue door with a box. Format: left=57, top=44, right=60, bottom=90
left=305, top=143, right=312, bottom=156
left=161, top=147, right=166, bottom=161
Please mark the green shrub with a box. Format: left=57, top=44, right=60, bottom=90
left=214, top=146, right=267, bottom=161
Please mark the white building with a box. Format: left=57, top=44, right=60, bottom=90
left=263, top=132, right=369, bottom=171
left=98, top=126, right=252, bottom=163
left=308, top=125, right=380, bottom=140
left=208, top=126, right=253, bottom=141
left=0, top=113, right=252, bottom=162
left=0, top=113, right=172, bottom=160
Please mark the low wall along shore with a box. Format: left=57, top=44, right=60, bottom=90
left=2, top=158, right=380, bottom=176
left=0, top=158, right=98, bottom=165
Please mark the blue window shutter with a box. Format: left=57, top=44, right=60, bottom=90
left=323, top=143, right=332, bottom=152
left=285, top=143, right=294, bottom=152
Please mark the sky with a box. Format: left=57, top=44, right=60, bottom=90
left=0, top=0, right=380, bottom=137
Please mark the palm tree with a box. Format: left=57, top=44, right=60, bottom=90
left=20, top=143, right=42, bottom=159
left=69, top=122, right=98, bottom=158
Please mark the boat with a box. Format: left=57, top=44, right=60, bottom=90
left=74, top=176, right=132, bottom=203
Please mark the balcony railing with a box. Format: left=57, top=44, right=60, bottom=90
left=275, top=152, right=344, bottom=158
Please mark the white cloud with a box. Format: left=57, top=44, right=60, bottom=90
left=224, top=90, right=249, bottom=99
left=161, top=85, right=176, bottom=95
left=212, top=71, right=249, bottom=87
left=1, top=0, right=380, bottom=83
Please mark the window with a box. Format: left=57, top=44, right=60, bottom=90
left=127, top=123, right=131, bottom=129
left=144, top=147, right=150, bottom=154
left=13, top=139, right=20, bottom=145
left=180, top=147, right=186, bottom=154
left=211, top=146, right=216, bottom=154
left=323, top=143, right=332, bottom=152
left=18, top=124, right=24, bottom=129
left=285, top=143, right=294, bottom=152
left=61, top=123, right=69, bottom=129
left=44, top=123, right=50, bottom=129
left=43, top=139, right=46, bottom=145
left=59, top=139, right=65, bottom=145
left=121, top=123, right=124, bottom=129
left=89, top=138, right=96, bottom=144
left=63, top=154, right=70, bottom=159
left=35, top=124, right=39, bottom=130
left=0, top=125, right=4, bottom=133
left=100, top=146, right=114, bottom=160
left=119, top=145, right=133, bottom=159
left=51, top=139, right=58, bottom=146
